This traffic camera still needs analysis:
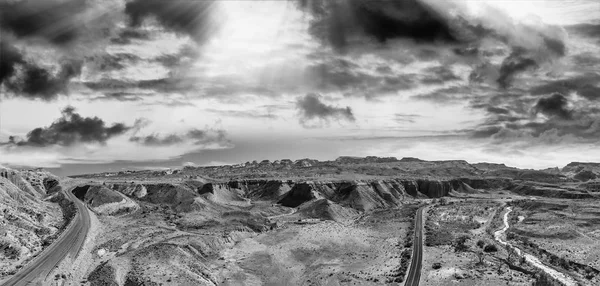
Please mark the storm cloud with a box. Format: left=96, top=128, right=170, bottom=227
left=497, top=50, right=538, bottom=89
left=297, top=0, right=460, bottom=51
left=7, top=106, right=130, bottom=147
left=0, top=40, right=83, bottom=100
left=125, top=0, right=218, bottom=43
left=296, top=93, right=356, bottom=125
left=0, top=0, right=86, bottom=46
left=0, top=41, right=24, bottom=85
left=534, top=93, right=573, bottom=120
left=4, top=59, right=83, bottom=100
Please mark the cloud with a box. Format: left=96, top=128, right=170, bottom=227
left=567, top=23, right=600, bottom=39
left=204, top=109, right=277, bottom=119
left=466, top=87, right=600, bottom=145
left=421, top=66, right=461, bottom=84
left=412, top=85, right=489, bottom=104
left=297, top=0, right=460, bottom=51
left=497, top=49, right=538, bottom=89
left=110, top=29, right=151, bottom=45
left=124, top=0, right=218, bottom=43
left=303, top=58, right=417, bottom=98
left=394, top=113, right=422, bottom=123
left=3, top=59, right=83, bottom=100
left=0, top=0, right=125, bottom=100
left=5, top=106, right=130, bottom=147
left=486, top=106, right=510, bottom=115
left=529, top=73, right=600, bottom=101
left=296, top=93, right=355, bottom=126
left=92, top=92, right=144, bottom=102
left=534, top=93, right=572, bottom=120
left=0, top=0, right=87, bottom=46
left=129, top=128, right=229, bottom=147
left=87, top=53, right=141, bottom=72
left=0, top=40, right=24, bottom=84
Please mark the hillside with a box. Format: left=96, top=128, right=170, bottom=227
left=0, top=168, right=69, bottom=278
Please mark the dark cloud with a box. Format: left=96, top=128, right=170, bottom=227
left=110, top=29, right=152, bottom=45
left=130, top=129, right=228, bottom=146
left=534, top=93, right=572, bottom=120
left=4, top=59, right=83, bottom=100
left=6, top=106, right=130, bottom=147
left=83, top=75, right=279, bottom=100
left=87, top=53, right=141, bottom=72
left=529, top=74, right=600, bottom=101
left=84, top=77, right=190, bottom=93
left=129, top=134, right=184, bottom=146
left=542, top=36, right=566, bottom=57
left=0, top=0, right=123, bottom=100
left=93, top=92, right=143, bottom=102
left=376, top=66, right=392, bottom=74
left=421, top=66, right=460, bottom=84
left=497, top=50, right=538, bottom=89
left=297, top=93, right=355, bottom=125
left=471, top=126, right=503, bottom=139
left=567, top=23, right=600, bottom=39
left=297, top=0, right=460, bottom=51
left=125, top=0, right=217, bottom=42
left=0, top=41, right=24, bottom=84
left=486, top=106, right=510, bottom=115
left=413, top=85, right=489, bottom=104
left=306, top=59, right=367, bottom=89
left=465, top=83, right=600, bottom=145
left=572, top=53, right=600, bottom=69
left=304, top=59, right=415, bottom=98
left=0, top=0, right=86, bottom=46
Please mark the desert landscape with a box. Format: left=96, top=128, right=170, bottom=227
left=1, top=157, right=599, bottom=285
left=1, top=0, right=599, bottom=285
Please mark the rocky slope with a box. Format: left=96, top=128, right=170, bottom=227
left=0, top=168, right=67, bottom=278
left=72, top=157, right=600, bottom=215
left=101, top=177, right=514, bottom=216
left=72, top=185, right=138, bottom=215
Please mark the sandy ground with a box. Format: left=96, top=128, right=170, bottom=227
left=420, top=201, right=534, bottom=286
left=508, top=199, right=600, bottom=285
left=215, top=219, right=407, bottom=285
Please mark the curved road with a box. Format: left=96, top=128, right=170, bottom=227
left=405, top=205, right=426, bottom=286
left=2, top=186, right=90, bottom=286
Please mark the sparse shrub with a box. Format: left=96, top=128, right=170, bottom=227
left=476, top=251, right=485, bottom=265
left=484, top=244, right=498, bottom=253
left=454, top=234, right=471, bottom=252
left=532, top=271, right=562, bottom=286
left=476, top=239, right=485, bottom=248
left=505, top=245, right=519, bottom=263
left=425, top=229, right=453, bottom=246
left=506, top=231, right=516, bottom=240
left=439, top=197, right=449, bottom=205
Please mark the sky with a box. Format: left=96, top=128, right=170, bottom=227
left=0, top=0, right=599, bottom=175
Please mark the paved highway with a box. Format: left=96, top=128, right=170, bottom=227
left=405, top=205, right=426, bottom=286
left=2, top=186, right=90, bottom=286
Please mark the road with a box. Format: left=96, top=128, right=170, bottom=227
left=405, top=205, right=426, bottom=286
left=2, top=186, right=91, bottom=286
